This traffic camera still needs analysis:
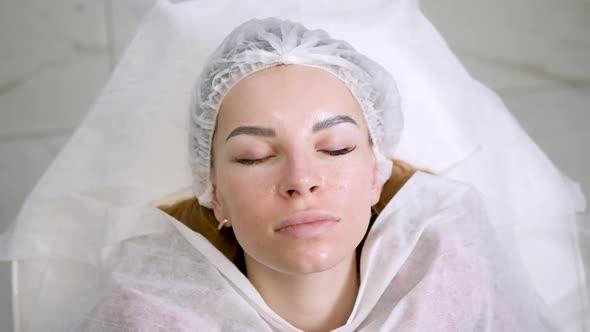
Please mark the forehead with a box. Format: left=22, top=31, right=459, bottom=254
left=216, top=65, right=367, bottom=129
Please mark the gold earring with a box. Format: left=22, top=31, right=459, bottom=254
left=217, top=218, right=229, bottom=230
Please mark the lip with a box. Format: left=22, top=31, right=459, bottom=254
left=275, top=211, right=339, bottom=238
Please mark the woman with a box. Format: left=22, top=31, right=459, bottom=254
left=76, top=18, right=554, bottom=331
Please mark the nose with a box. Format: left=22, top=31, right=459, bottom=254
left=278, top=154, right=323, bottom=199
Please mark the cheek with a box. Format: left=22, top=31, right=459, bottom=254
left=217, top=168, right=276, bottom=225
left=222, top=172, right=268, bottom=198
left=216, top=172, right=278, bottom=255
left=327, top=158, right=376, bottom=205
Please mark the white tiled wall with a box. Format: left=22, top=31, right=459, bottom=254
left=0, top=1, right=140, bottom=330
left=0, top=1, right=110, bottom=137
left=0, top=0, right=588, bottom=330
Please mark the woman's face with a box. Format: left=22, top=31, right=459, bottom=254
left=211, top=65, right=381, bottom=275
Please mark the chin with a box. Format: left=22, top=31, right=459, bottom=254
left=272, top=245, right=351, bottom=275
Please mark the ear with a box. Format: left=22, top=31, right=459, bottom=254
left=370, top=157, right=382, bottom=206
left=211, top=184, right=226, bottom=223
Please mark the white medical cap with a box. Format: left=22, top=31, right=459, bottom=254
left=190, top=17, right=403, bottom=207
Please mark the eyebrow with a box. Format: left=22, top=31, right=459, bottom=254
left=224, top=115, right=359, bottom=143
left=225, top=126, right=276, bottom=143
left=312, top=115, right=359, bottom=133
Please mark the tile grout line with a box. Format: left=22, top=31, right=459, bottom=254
left=455, top=49, right=590, bottom=93
left=103, top=0, right=116, bottom=72
left=495, top=82, right=590, bottom=97
left=0, top=128, right=74, bottom=142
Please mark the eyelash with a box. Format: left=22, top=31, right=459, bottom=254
left=235, top=156, right=272, bottom=165
left=322, top=146, right=356, bottom=156
left=235, top=146, right=356, bottom=165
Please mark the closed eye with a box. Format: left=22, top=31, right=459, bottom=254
left=235, top=156, right=272, bottom=165
left=322, top=146, right=356, bottom=156
left=235, top=147, right=356, bottom=164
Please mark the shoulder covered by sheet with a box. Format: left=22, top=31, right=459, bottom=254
left=67, top=173, right=552, bottom=331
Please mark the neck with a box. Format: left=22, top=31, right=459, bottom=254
left=245, top=253, right=359, bottom=332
